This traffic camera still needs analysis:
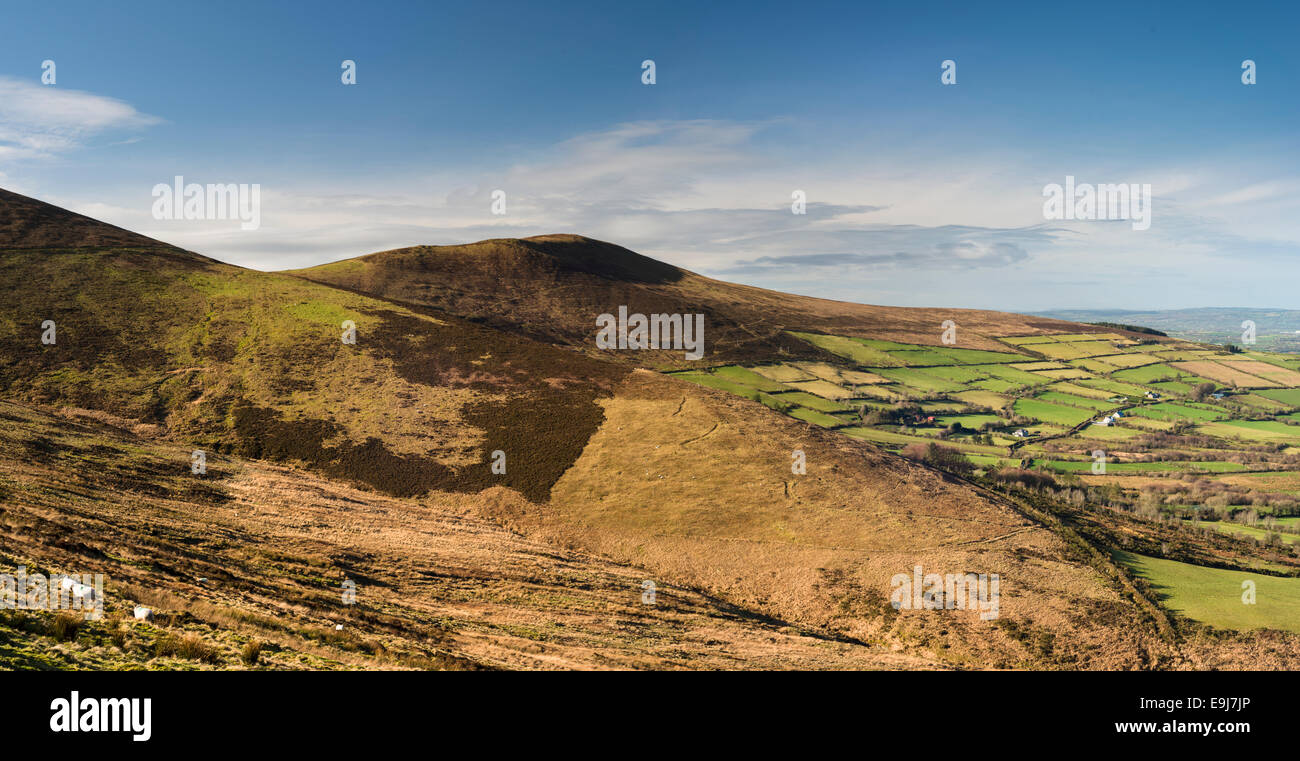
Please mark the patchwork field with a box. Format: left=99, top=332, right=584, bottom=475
left=1171, top=360, right=1280, bottom=388
left=672, top=331, right=1300, bottom=460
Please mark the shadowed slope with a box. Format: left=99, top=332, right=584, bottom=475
left=0, top=188, right=200, bottom=259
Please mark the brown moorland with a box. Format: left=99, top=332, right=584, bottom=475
left=287, top=235, right=1142, bottom=368
left=0, top=400, right=940, bottom=670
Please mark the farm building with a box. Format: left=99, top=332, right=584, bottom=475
left=1011, top=429, right=1030, bottom=438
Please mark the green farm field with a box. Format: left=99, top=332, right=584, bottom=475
left=1115, top=551, right=1300, bottom=634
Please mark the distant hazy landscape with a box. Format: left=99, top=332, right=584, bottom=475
left=1037, top=309, right=1300, bottom=354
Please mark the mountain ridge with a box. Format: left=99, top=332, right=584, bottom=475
left=287, top=236, right=1117, bottom=368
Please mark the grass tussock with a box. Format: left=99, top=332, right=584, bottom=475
left=154, top=631, right=223, bottom=664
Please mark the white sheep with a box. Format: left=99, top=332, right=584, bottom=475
left=59, top=576, right=98, bottom=604
left=133, top=606, right=154, bottom=621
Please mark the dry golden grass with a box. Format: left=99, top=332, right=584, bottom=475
left=791, top=362, right=889, bottom=385
left=1216, top=359, right=1300, bottom=386
left=1093, top=353, right=1164, bottom=369
left=751, top=364, right=815, bottom=383
left=508, top=370, right=1191, bottom=669
left=1172, top=361, right=1278, bottom=388
left=786, top=379, right=853, bottom=400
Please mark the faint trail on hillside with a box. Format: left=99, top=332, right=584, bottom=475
left=681, top=421, right=722, bottom=444
left=892, top=511, right=1030, bottom=528
left=949, top=526, right=1036, bottom=546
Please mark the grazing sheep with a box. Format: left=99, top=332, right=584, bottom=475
left=59, top=576, right=98, bottom=605
left=133, top=606, right=154, bottom=621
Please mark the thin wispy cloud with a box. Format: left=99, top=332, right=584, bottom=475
left=0, top=77, right=159, bottom=161
left=720, top=225, right=1055, bottom=274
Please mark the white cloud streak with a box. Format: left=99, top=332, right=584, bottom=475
left=0, top=77, right=159, bottom=161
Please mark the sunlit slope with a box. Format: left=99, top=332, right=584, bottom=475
left=489, top=370, right=1177, bottom=669
left=288, top=235, right=1112, bottom=367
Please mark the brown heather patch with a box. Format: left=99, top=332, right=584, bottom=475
left=226, top=403, right=453, bottom=499
left=0, top=188, right=201, bottom=255
left=360, top=307, right=629, bottom=501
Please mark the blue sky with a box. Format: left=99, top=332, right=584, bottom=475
left=4, top=0, right=1300, bottom=311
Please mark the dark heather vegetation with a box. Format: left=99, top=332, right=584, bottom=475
left=1087, top=321, right=1168, bottom=337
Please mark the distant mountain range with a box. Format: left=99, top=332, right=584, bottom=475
left=1034, top=308, right=1300, bottom=353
